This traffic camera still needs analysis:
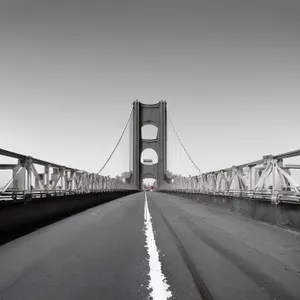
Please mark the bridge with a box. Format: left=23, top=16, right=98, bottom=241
left=1, top=101, right=300, bottom=300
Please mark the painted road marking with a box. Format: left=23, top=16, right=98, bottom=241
left=144, top=192, right=172, bottom=300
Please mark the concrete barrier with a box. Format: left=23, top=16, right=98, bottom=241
left=163, top=192, right=300, bottom=231
left=0, top=191, right=137, bottom=245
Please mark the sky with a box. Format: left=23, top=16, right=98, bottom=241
left=0, top=0, right=299, bottom=177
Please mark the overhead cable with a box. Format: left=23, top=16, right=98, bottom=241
left=97, top=109, right=133, bottom=175
left=167, top=111, right=202, bottom=175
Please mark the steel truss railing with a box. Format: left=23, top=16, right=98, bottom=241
left=0, top=148, right=136, bottom=201
left=160, top=149, right=300, bottom=204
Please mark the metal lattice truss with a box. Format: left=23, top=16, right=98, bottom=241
left=161, top=150, right=300, bottom=204
left=0, top=149, right=136, bottom=201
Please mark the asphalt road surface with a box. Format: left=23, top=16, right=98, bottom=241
left=0, top=192, right=300, bottom=300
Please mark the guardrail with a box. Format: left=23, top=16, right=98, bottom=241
left=0, top=148, right=136, bottom=201
left=160, top=149, right=300, bottom=204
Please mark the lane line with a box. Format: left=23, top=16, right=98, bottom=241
left=143, top=192, right=172, bottom=300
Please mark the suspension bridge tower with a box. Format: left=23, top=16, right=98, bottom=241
left=131, top=100, right=167, bottom=190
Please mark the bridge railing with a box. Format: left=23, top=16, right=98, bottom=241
left=0, top=148, right=137, bottom=201
left=160, top=149, right=300, bottom=204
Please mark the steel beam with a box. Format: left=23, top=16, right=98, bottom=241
left=0, top=164, right=17, bottom=170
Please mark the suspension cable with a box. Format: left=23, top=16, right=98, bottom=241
left=167, top=111, right=202, bottom=175
left=97, top=109, right=133, bottom=175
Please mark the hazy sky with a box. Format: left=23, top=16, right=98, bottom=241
left=0, top=0, right=299, bottom=175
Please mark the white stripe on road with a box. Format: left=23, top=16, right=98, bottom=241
left=144, top=192, right=172, bottom=300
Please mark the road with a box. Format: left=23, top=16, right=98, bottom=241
left=0, top=192, right=300, bottom=300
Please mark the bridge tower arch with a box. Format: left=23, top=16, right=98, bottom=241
left=131, top=100, right=167, bottom=190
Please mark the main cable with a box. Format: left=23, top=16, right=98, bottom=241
left=97, top=109, right=133, bottom=175
left=167, top=110, right=202, bottom=175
